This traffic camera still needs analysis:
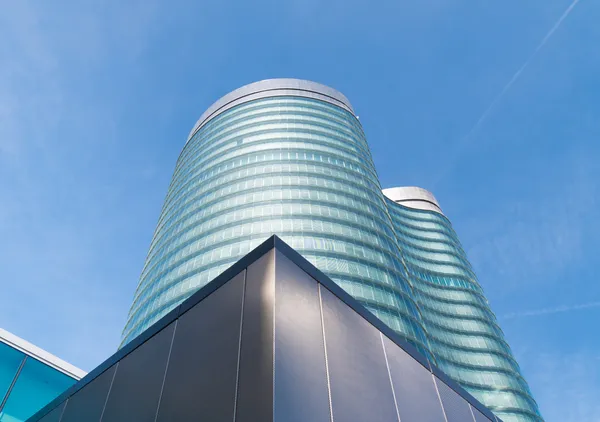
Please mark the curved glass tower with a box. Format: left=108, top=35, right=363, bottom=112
left=121, top=79, right=542, bottom=422
left=383, top=187, right=542, bottom=422
left=121, top=79, right=432, bottom=361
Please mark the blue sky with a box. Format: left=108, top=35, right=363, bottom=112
left=1, top=1, right=598, bottom=420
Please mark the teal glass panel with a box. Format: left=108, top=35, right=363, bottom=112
left=0, top=358, right=76, bottom=422
left=0, top=343, right=25, bottom=404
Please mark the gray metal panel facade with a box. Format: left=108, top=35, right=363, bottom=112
left=156, top=271, right=245, bottom=422
left=436, top=377, right=479, bottom=422
left=36, top=402, right=65, bottom=422
left=235, top=251, right=275, bottom=422
left=59, top=365, right=116, bottom=422
left=273, top=251, right=330, bottom=422
left=320, top=286, right=399, bottom=422
left=29, top=237, right=500, bottom=422
left=382, top=335, right=446, bottom=422
left=101, top=322, right=175, bottom=421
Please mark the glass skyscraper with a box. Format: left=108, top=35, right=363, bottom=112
left=121, top=79, right=542, bottom=422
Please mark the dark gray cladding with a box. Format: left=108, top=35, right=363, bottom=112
left=28, top=236, right=500, bottom=422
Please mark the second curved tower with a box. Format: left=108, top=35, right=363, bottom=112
left=384, top=187, right=542, bottom=422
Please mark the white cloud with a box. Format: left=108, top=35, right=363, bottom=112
left=431, top=0, right=583, bottom=185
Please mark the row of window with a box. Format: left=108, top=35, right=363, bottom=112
left=136, top=224, right=399, bottom=316
left=146, top=192, right=398, bottom=275
left=150, top=159, right=389, bottom=259
left=438, top=358, right=531, bottom=395
left=385, top=197, right=453, bottom=226
left=394, top=222, right=461, bottom=244
left=425, top=323, right=511, bottom=355
left=387, top=201, right=543, bottom=418
left=170, top=120, right=376, bottom=205
left=408, top=265, right=480, bottom=292
left=178, top=97, right=366, bottom=172
left=191, top=101, right=366, bottom=150
left=420, top=307, right=503, bottom=338
left=124, top=232, right=423, bottom=342
left=464, top=387, right=540, bottom=421
left=461, top=378, right=540, bottom=417
left=429, top=339, right=521, bottom=374
left=397, top=239, right=472, bottom=268
left=162, top=136, right=381, bottom=222
left=415, top=291, right=495, bottom=321
left=128, top=226, right=409, bottom=327
left=181, top=115, right=367, bottom=174
left=393, top=231, right=463, bottom=253
left=154, top=151, right=385, bottom=244
left=172, top=96, right=371, bottom=200
left=412, top=280, right=489, bottom=311
left=403, top=251, right=476, bottom=279
left=142, top=200, right=400, bottom=287
left=390, top=209, right=455, bottom=233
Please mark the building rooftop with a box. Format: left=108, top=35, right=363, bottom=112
left=0, top=328, right=86, bottom=380
left=187, top=78, right=355, bottom=143
left=382, top=186, right=444, bottom=215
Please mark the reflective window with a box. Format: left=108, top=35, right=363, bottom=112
left=0, top=357, right=76, bottom=422
left=0, top=342, right=24, bottom=403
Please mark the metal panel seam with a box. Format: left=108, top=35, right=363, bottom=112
left=432, top=375, right=450, bottom=422
left=232, top=270, right=247, bottom=422
left=317, top=284, right=334, bottom=422
left=380, top=333, right=402, bottom=422
left=153, top=319, right=179, bottom=422
left=468, top=403, right=478, bottom=422
left=272, top=255, right=276, bottom=422
left=0, top=355, right=27, bottom=412
left=98, top=362, right=119, bottom=422
left=57, top=399, right=68, bottom=422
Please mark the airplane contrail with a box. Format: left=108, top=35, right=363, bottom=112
left=433, top=0, right=581, bottom=186
left=466, top=0, right=581, bottom=137
left=502, top=300, right=600, bottom=320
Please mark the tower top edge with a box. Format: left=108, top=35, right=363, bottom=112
left=187, top=79, right=355, bottom=142
left=382, top=186, right=444, bottom=216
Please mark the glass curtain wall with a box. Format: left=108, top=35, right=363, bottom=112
left=385, top=198, right=543, bottom=422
